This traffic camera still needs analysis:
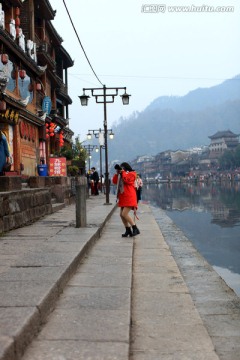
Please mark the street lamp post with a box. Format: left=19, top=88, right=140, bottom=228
left=87, top=128, right=114, bottom=191
left=79, top=85, right=130, bottom=204
left=99, top=144, right=104, bottom=188
left=81, top=144, right=99, bottom=171
left=87, top=128, right=114, bottom=141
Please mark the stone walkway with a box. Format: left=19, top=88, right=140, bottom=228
left=0, top=195, right=240, bottom=360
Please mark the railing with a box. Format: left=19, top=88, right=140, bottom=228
left=35, top=34, right=56, bottom=69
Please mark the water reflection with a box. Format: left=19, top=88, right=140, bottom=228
left=143, top=182, right=240, bottom=228
left=142, top=182, right=240, bottom=296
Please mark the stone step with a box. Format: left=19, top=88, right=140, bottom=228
left=51, top=202, right=65, bottom=213
left=51, top=197, right=57, bottom=204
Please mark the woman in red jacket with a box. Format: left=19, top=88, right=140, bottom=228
left=112, top=162, right=140, bottom=237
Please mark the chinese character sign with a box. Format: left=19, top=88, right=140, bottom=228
left=49, top=158, right=66, bottom=176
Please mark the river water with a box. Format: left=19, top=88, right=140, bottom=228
left=142, top=181, right=240, bottom=296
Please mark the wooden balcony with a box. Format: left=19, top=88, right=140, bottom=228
left=36, top=40, right=56, bottom=70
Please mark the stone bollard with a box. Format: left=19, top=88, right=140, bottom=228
left=75, top=177, right=87, bottom=228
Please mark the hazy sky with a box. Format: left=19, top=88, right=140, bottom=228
left=49, top=0, right=240, bottom=142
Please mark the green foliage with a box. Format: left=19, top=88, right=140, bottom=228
left=219, top=145, right=240, bottom=170
left=72, top=137, right=88, bottom=162
left=235, top=145, right=240, bottom=167
left=67, top=165, right=79, bottom=176
left=59, top=146, right=74, bottom=160
left=59, top=137, right=88, bottom=163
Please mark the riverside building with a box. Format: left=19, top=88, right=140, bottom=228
left=0, top=0, right=74, bottom=177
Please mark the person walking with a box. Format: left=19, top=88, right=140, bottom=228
left=0, top=131, right=10, bottom=175
left=90, top=167, right=99, bottom=195
left=112, top=162, right=140, bottom=237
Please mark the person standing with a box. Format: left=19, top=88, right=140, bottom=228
left=0, top=131, right=10, bottom=175
left=100, top=174, right=105, bottom=193
left=136, top=173, right=143, bottom=203
left=112, top=162, right=140, bottom=237
left=91, top=167, right=99, bottom=195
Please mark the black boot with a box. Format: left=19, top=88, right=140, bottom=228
left=132, top=224, right=140, bottom=236
left=122, top=227, right=133, bottom=237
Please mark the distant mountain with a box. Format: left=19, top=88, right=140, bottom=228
left=145, top=75, right=240, bottom=112
left=106, top=76, right=240, bottom=162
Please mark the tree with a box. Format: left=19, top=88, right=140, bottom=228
left=73, top=137, right=88, bottom=162
left=60, top=137, right=89, bottom=175
left=235, top=145, right=240, bottom=167
left=59, top=146, right=74, bottom=160
left=219, top=147, right=239, bottom=170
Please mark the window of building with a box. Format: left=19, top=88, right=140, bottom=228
left=18, top=72, right=34, bottom=103
left=0, top=58, right=17, bottom=92
left=0, top=56, right=34, bottom=103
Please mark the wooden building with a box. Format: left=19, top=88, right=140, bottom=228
left=0, top=0, right=74, bottom=176
left=208, top=130, right=239, bottom=159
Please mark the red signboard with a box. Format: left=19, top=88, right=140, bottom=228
left=49, top=157, right=66, bottom=176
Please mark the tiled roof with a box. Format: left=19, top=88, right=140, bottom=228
left=209, top=130, right=239, bottom=139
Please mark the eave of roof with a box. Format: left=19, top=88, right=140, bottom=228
left=209, top=130, right=239, bottom=139
left=46, top=21, right=63, bottom=45
left=57, top=45, right=74, bottom=69
left=35, top=0, right=56, bottom=21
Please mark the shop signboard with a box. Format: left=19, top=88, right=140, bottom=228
left=49, top=157, right=66, bottom=176
left=0, top=107, right=19, bottom=124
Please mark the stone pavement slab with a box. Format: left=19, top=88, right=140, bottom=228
left=151, top=206, right=240, bottom=360
left=21, top=210, right=133, bottom=360
left=1, top=199, right=240, bottom=360
left=21, top=340, right=129, bottom=360
left=21, top=203, right=236, bottom=360
left=0, top=194, right=116, bottom=360
left=130, top=205, right=219, bottom=360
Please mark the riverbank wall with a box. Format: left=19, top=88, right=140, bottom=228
left=0, top=176, right=77, bottom=234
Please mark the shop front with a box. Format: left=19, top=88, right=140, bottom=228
left=19, top=118, right=39, bottom=176
left=0, top=100, right=47, bottom=177
left=0, top=105, right=19, bottom=175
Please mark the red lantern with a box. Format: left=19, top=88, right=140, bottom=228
left=15, top=17, right=20, bottom=27
left=19, top=70, right=26, bottom=80
left=49, top=122, right=55, bottom=137
left=15, top=7, right=20, bottom=16
left=59, top=132, right=64, bottom=147
left=1, top=54, right=9, bottom=65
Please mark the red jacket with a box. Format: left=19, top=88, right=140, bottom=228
left=112, top=170, right=137, bottom=208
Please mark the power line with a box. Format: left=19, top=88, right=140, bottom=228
left=69, top=73, right=240, bottom=82
left=62, top=0, right=103, bottom=86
